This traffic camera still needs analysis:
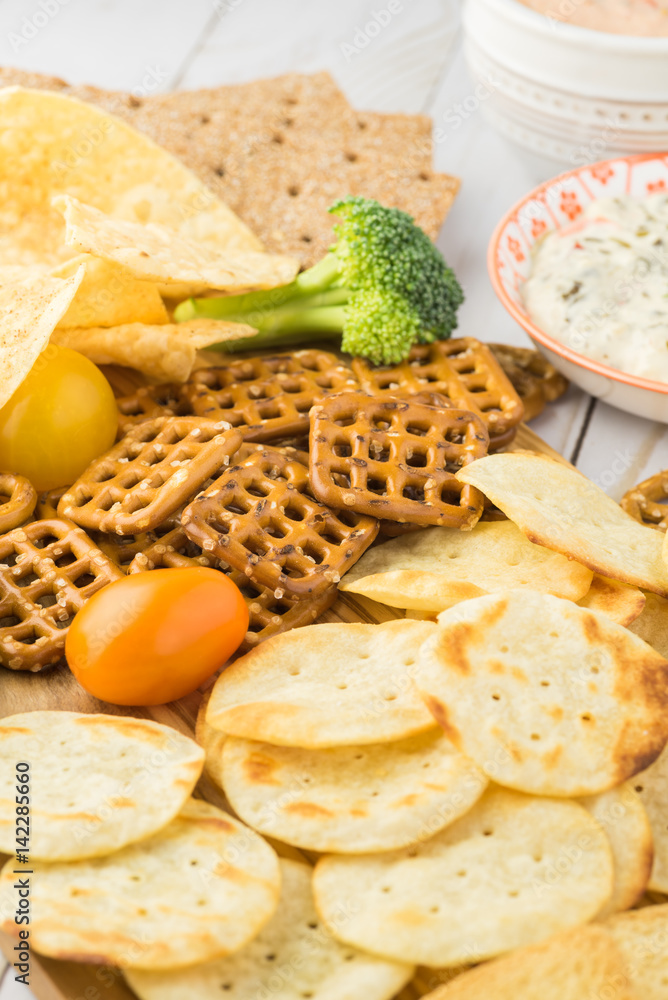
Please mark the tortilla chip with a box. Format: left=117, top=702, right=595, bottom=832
left=51, top=318, right=255, bottom=383
left=54, top=194, right=299, bottom=295
left=0, top=268, right=84, bottom=408
left=0, top=85, right=262, bottom=277
left=52, top=255, right=168, bottom=327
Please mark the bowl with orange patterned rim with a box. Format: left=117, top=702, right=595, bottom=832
left=489, top=152, right=668, bottom=423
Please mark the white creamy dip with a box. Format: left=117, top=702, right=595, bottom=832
left=522, top=194, right=668, bottom=383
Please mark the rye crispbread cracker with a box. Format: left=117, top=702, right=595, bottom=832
left=313, top=787, right=613, bottom=968
left=577, top=575, right=646, bottom=627
left=339, top=521, right=593, bottom=612
left=579, top=783, right=653, bottom=919
left=422, top=926, right=636, bottom=1000
left=632, top=743, right=668, bottom=892
left=0, top=68, right=458, bottom=267
left=206, top=620, right=437, bottom=748
left=457, top=453, right=668, bottom=596
left=125, top=859, right=414, bottom=1000
left=0, top=799, right=280, bottom=970
left=220, top=730, right=488, bottom=854
left=0, top=712, right=204, bottom=861
left=417, top=590, right=668, bottom=797
left=605, top=904, right=668, bottom=999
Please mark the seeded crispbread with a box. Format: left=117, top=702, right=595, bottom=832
left=0, top=711, right=204, bottom=861
left=456, top=453, right=668, bottom=596
left=313, top=786, right=614, bottom=968
left=125, top=858, right=413, bottom=1000
left=579, top=782, right=653, bottom=918
left=417, top=590, right=668, bottom=796
left=0, top=799, right=280, bottom=969
left=220, top=730, right=488, bottom=853
left=577, top=575, right=646, bottom=626
left=339, top=521, right=593, bottom=612
left=0, top=68, right=458, bottom=268
left=206, top=620, right=437, bottom=748
left=421, top=925, right=636, bottom=1000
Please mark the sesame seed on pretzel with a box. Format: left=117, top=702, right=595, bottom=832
left=183, top=349, right=358, bottom=443
left=621, top=471, right=668, bottom=531
left=128, top=526, right=337, bottom=652
left=0, top=518, right=123, bottom=672
left=58, top=416, right=243, bottom=536
left=0, top=473, right=37, bottom=534
left=309, top=392, right=488, bottom=528
left=182, top=446, right=378, bottom=599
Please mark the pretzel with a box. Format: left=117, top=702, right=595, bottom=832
left=621, top=471, right=668, bottom=531
left=116, top=383, right=192, bottom=435
left=129, top=527, right=337, bottom=651
left=58, top=416, right=243, bottom=536
left=0, top=474, right=37, bottom=534
left=309, top=393, right=488, bottom=528
left=0, top=518, right=123, bottom=672
left=352, top=338, right=524, bottom=443
left=36, top=485, right=70, bottom=521
left=488, top=343, right=568, bottom=422
left=182, top=447, right=378, bottom=598
left=183, top=349, right=358, bottom=443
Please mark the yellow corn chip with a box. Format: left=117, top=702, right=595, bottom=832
left=51, top=318, right=255, bottom=383
left=52, top=255, right=168, bottom=328
left=54, top=194, right=299, bottom=295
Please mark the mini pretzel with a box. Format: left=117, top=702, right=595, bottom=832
left=0, top=518, right=123, bottom=672
left=489, top=344, right=568, bottom=404
left=129, top=527, right=337, bottom=651
left=0, top=474, right=37, bottom=534
left=182, top=447, right=378, bottom=598
left=622, top=471, right=668, bottom=531
left=183, top=349, right=358, bottom=443
left=309, top=393, right=488, bottom=528
left=58, top=416, right=243, bottom=536
left=352, top=338, right=524, bottom=442
left=116, top=383, right=192, bottom=436
left=36, top=485, right=70, bottom=521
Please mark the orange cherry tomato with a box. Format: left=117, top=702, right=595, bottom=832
left=65, top=568, right=249, bottom=706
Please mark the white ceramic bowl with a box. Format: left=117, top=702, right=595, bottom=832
left=489, top=153, right=668, bottom=423
left=463, top=0, right=668, bottom=174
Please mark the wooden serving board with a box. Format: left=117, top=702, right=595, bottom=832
left=0, top=423, right=562, bottom=1000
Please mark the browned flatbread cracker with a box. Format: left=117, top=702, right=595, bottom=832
left=0, top=67, right=458, bottom=266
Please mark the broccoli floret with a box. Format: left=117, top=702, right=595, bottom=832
left=174, top=196, right=464, bottom=365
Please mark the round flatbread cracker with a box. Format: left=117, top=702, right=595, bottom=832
left=221, top=730, right=488, bottom=853
left=206, top=620, right=437, bottom=748
left=605, top=904, right=668, bottom=1000
left=632, top=742, right=668, bottom=892
left=313, top=786, right=613, bottom=968
left=0, top=711, right=204, bottom=861
left=0, top=799, right=280, bottom=970
left=418, top=590, right=668, bottom=796
left=577, top=575, right=645, bottom=627
left=125, top=858, right=413, bottom=1000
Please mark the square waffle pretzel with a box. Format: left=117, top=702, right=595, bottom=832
left=58, top=416, right=243, bottom=536
left=309, top=393, right=488, bottom=528
left=116, top=383, right=193, bottom=436
left=183, top=349, right=358, bottom=443
left=128, top=527, right=337, bottom=651
left=0, top=518, right=123, bottom=672
left=0, top=474, right=37, bottom=534
left=352, top=338, right=524, bottom=441
left=182, top=447, right=378, bottom=598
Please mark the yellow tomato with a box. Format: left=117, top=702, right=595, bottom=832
left=0, top=346, right=117, bottom=491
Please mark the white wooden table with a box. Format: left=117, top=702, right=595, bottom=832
left=0, top=0, right=665, bottom=995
